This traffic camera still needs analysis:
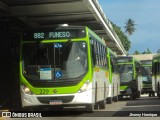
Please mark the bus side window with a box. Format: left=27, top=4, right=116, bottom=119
left=110, top=54, right=114, bottom=72
left=113, top=57, right=118, bottom=73
left=158, top=62, right=160, bottom=73
left=152, top=62, right=155, bottom=74
left=111, top=60, right=114, bottom=72
left=136, top=66, right=141, bottom=75
left=102, top=46, right=107, bottom=67
left=104, top=49, right=108, bottom=69
left=90, top=39, right=96, bottom=66
left=91, top=44, right=96, bottom=65
left=97, top=41, right=100, bottom=66
left=156, top=62, right=160, bottom=73
left=155, top=62, right=158, bottom=74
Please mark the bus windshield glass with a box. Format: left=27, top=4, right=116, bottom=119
left=143, top=66, right=152, bottom=75
left=118, top=64, right=133, bottom=83
left=22, top=41, right=88, bottom=81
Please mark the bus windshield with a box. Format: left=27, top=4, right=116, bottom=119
left=143, top=66, right=152, bottom=75
left=118, top=64, right=133, bottom=83
left=142, top=66, right=152, bottom=82
left=22, top=41, right=88, bottom=81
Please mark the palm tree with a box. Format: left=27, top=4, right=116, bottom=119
left=133, top=50, right=140, bottom=55
left=124, top=18, right=136, bottom=36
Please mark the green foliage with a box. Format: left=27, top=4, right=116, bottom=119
left=124, top=18, right=136, bottom=36
left=142, top=48, right=152, bottom=54
left=133, top=48, right=152, bottom=54
left=111, top=22, right=131, bottom=52
left=157, top=49, right=160, bottom=53
left=133, top=50, right=140, bottom=55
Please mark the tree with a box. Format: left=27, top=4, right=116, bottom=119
left=111, top=22, right=131, bottom=52
left=133, top=50, right=140, bottom=55
left=124, top=18, right=136, bottom=36
left=157, top=49, right=160, bottom=53
left=142, top=48, right=152, bottom=54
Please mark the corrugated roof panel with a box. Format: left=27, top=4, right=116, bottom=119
left=0, top=0, right=127, bottom=55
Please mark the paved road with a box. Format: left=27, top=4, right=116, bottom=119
left=1, top=94, right=160, bottom=119
left=103, top=94, right=160, bottom=111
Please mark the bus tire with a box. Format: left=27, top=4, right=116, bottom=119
left=113, top=96, right=118, bottom=102
left=99, top=83, right=106, bottom=109
left=130, top=94, right=136, bottom=100
left=158, top=83, right=160, bottom=99
left=94, top=83, right=98, bottom=110
left=130, top=95, right=133, bottom=100
left=86, top=104, right=94, bottom=112
left=137, top=91, right=140, bottom=98
left=133, top=95, right=136, bottom=100
left=106, top=97, right=112, bottom=104
left=118, top=95, right=122, bottom=100
left=94, top=103, right=98, bottom=110
left=99, top=100, right=105, bottom=109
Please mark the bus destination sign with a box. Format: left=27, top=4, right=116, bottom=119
left=23, top=28, right=86, bottom=41
left=117, top=57, right=132, bottom=63
left=33, top=31, right=71, bottom=39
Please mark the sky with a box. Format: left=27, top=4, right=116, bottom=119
left=98, top=0, right=160, bottom=54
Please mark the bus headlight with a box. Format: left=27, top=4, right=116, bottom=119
left=22, top=84, right=34, bottom=95
left=78, top=80, right=90, bottom=93
left=24, top=87, right=30, bottom=93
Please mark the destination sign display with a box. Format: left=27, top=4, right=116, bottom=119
left=23, top=28, right=86, bottom=41
left=141, top=60, right=152, bottom=65
left=117, top=57, right=132, bottom=63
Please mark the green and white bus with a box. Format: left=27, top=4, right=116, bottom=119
left=106, top=48, right=120, bottom=103
left=117, top=56, right=142, bottom=99
left=141, top=60, right=155, bottom=96
left=152, top=54, right=160, bottom=99
left=20, top=26, right=120, bottom=111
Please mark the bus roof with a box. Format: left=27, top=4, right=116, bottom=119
left=107, top=47, right=117, bottom=57
left=87, top=27, right=106, bottom=46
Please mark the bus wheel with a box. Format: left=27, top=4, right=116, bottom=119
left=113, top=96, right=118, bottom=102
left=158, top=83, right=160, bottom=99
left=99, top=83, right=106, bottom=109
left=118, top=95, right=122, bottom=100
left=130, top=94, right=136, bottom=100
left=99, top=99, right=106, bottom=109
left=137, top=91, right=141, bottom=98
left=94, top=103, right=98, bottom=110
left=106, top=97, right=112, bottom=104
left=94, top=83, right=98, bottom=110
left=86, top=104, right=94, bottom=112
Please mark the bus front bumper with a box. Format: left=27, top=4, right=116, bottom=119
left=20, top=88, right=93, bottom=108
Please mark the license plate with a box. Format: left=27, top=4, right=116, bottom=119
left=49, top=100, right=62, bottom=105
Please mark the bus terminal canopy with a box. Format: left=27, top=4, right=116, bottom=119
left=0, top=0, right=127, bottom=55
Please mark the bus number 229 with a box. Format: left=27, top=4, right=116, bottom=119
left=40, top=89, right=49, bottom=94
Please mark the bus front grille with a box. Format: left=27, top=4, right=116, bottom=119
left=37, top=96, right=74, bottom=104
